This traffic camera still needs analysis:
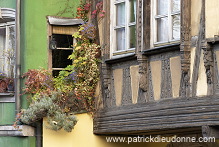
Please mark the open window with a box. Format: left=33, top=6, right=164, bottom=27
left=47, top=16, right=83, bottom=77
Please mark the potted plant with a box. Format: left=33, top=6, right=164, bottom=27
left=6, top=78, right=14, bottom=92
left=0, top=72, right=7, bottom=93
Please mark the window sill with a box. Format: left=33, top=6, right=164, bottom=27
left=143, top=43, right=180, bottom=55
left=0, top=125, right=35, bottom=136
left=0, top=93, right=14, bottom=96
left=0, top=93, right=15, bottom=103
left=105, top=53, right=136, bottom=64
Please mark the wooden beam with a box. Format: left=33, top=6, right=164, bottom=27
left=94, top=96, right=219, bottom=135
left=202, top=126, right=219, bottom=139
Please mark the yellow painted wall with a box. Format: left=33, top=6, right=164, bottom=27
left=191, top=0, right=202, bottom=36
left=150, top=61, right=162, bottom=100
left=43, top=113, right=168, bottom=147
left=170, top=56, right=181, bottom=98
left=196, top=50, right=207, bottom=96
left=130, top=65, right=139, bottom=104
left=113, top=69, right=123, bottom=106
left=206, top=0, right=219, bottom=38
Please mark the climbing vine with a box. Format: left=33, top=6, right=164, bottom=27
left=71, top=23, right=100, bottom=112
left=15, top=0, right=104, bottom=132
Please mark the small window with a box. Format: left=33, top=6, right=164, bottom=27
left=52, top=49, right=73, bottom=77
left=111, top=0, right=136, bottom=56
left=53, top=34, right=74, bottom=49
left=153, top=0, right=180, bottom=46
left=49, top=34, right=74, bottom=77
left=50, top=34, right=74, bottom=77
left=47, top=16, right=83, bottom=77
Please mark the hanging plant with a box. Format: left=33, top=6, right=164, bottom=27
left=20, top=92, right=77, bottom=132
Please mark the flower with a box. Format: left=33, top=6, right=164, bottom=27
left=0, top=72, right=6, bottom=79
left=52, top=121, right=58, bottom=125
left=77, top=7, right=83, bottom=11
left=92, top=10, right=97, bottom=15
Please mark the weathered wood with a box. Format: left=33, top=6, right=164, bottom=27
left=143, top=44, right=180, bottom=55
left=142, top=0, right=151, bottom=50
left=191, top=0, right=205, bottom=97
left=202, top=126, right=219, bottom=139
left=136, top=0, right=143, bottom=53
left=105, top=54, right=137, bottom=64
left=203, top=43, right=214, bottom=95
left=94, top=96, right=219, bottom=134
left=180, top=0, right=191, bottom=97
left=137, top=54, right=148, bottom=103
left=52, top=26, right=78, bottom=35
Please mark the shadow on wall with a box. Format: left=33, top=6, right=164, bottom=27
left=43, top=113, right=168, bottom=147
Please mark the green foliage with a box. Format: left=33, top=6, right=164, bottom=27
left=76, top=0, right=91, bottom=21
left=0, top=72, right=6, bottom=79
left=22, top=68, right=53, bottom=99
left=19, top=6, right=102, bottom=131
left=53, top=69, right=74, bottom=92
left=20, top=92, right=77, bottom=132
left=71, top=23, right=100, bottom=112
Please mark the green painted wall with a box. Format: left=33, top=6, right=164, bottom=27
left=0, top=1, right=78, bottom=147
left=0, top=0, right=16, bottom=9
left=0, top=103, right=15, bottom=125
left=20, top=0, right=80, bottom=108
left=21, top=0, right=80, bottom=71
left=0, top=137, right=35, bottom=147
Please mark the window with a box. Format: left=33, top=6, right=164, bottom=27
left=111, top=0, right=136, bottom=56
left=50, top=34, right=75, bottom=77
left=47, top=16, right=83, bottom=77
left=0, top=8, right=16, bottom=93
left=153, top=0, right=180, bottom=45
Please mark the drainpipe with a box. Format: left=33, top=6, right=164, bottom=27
left=15, top=1, right=43, bottom=147
left=15, top=0, right=21, bottom=115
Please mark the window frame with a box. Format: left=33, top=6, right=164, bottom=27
left=152, top=0, right=181, bottom=47
left=0, top=8, right=16, bottom=95
left=49, top=29, right=75, bottom=77
left=0, top=22, right=16, bottom=75
left=110, top=0, right=137, bottom=58
left=47, top=16, right=83, bottom=77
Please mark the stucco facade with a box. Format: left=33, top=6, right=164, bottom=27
left=1, top=0, right=219, bottom=147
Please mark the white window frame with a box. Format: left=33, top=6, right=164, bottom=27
left=152, top=0, right=181, bottom=47
left=0, top=8, right=16, bottom=79
left=110, top=0, right=136, bottom=58
left=0, top=22, right=16, bottom=78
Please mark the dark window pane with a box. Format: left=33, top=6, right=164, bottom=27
left=129, top=25, right=136, bottom=48
left=52, top=70, right=61, bottom=77
left=129, top=0, right=136, bottom=23
left=53, top=34, right=73, bottom=48
left=52, top=50, right=72, bottom=68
